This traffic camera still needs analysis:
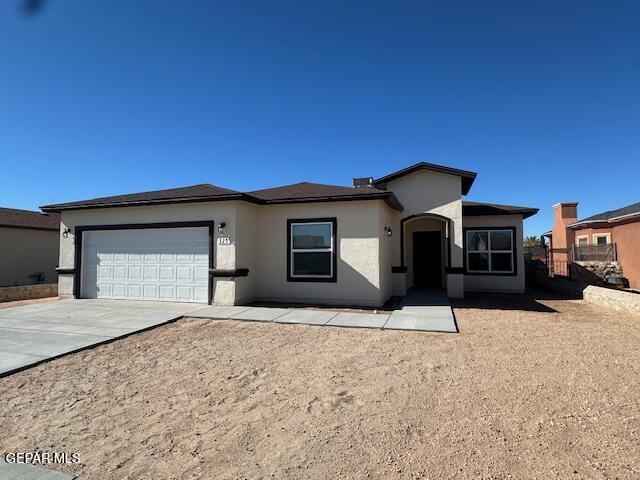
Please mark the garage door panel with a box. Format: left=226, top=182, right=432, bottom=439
left=176, top=266, right=193, bottom=281
left=159, top=285, right=175, bottom=300
left=113, top=266, right=127, bottom=279
left=160, top=266, right=175, bottom=280
left=128, top=265, right=143, bottom=280
left=113, top=284, right=127, bottom=297
left=81, top=227, right=210, bottom=304
left=124, top=284, right=139, bottom=298
left=194, top=266, right=209, bottom=281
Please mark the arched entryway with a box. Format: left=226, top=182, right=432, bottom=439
left=401, top=213, right=452, bottom=290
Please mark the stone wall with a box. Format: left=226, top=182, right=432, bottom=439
left=583, top=285, right=640, bottom=316
left=0, top=283, right=58, bottom=303
left=571, top=262, right=627, bottom=287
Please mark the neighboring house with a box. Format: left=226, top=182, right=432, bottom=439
left=41, top=162, right=538, bottom=307
left=545, top=201, right=640, bottom=289
left=0, top=207, right=60, bottom=287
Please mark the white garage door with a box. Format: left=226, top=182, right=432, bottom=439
left=81, top=227, right=209, bottom=303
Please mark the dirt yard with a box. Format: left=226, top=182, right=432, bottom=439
left=1, top=291, right=639, bottom=479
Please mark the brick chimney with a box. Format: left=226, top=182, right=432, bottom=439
left=552, top=202, right=578, bottom=251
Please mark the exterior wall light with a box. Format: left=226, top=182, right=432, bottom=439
left=62, top=227, right=71, bottom=238
left=218, top=222, right=226, bottom=234
left=385, top=225, right=393, bottom=237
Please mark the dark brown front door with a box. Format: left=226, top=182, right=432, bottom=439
left=413, top=231, right=442, bottom=288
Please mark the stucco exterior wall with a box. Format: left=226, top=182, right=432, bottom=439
left=462, top=214, right=525, bottom=293
left=571, top=226, right=614, bottom=245
left=0, top=227, right=59, bottom=287
left=234, top=202, right=258, bottom=304
left=253, top=200, right=388, bottom=307
left=572, top=221, right=640, bottom=290
left=611, top=221, right=640, bottom=290
left=378, top=200, right=394, bottom=303
left=57, top=199, right=391, bottom=307
left=382, top=169, right=464, bottom=297
left=57, top=201, right=239, bottom=304
left=551, top=203, right=577, bottom=264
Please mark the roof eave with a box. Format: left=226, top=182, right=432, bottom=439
left=569, top=211, right=640, bottom=228
left=261, top=193, right=404, bottom=211
left=0, top=223, right=59, bottom=232
left=462, top=206, right=539, bottom=219
left=40, top=193, right=254, bottom=213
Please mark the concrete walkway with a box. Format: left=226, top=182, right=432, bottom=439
left=190, top=291, right=457, bottom=333
left=386, top=290, right=458, bottom=333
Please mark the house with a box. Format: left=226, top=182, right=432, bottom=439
left=546, top=201, right=640, bottom=289
left=41, top=162, right=538, bottom=307
left=0, top=207, right=60, bottom=287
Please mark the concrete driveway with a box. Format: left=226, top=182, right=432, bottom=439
left=0, top=299, right=203, bottom=377
left=0, top=293, right=457, bottom=377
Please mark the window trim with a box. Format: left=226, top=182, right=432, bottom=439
left=463, top=227, right=518, bottom=276
left=576, top=235, right=589, bottom=246
left=287, top=218, right=337, bottom=282
left=592, top=233, right=611, bottom=245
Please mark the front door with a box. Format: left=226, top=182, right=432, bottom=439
left=413, top=231, right=442, bottom=289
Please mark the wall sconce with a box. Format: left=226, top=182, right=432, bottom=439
left=218, top=222, right=226, bottom=235
left=62, top=227, right=71, bottom=238
left=384, top=225, right=393, bottom=237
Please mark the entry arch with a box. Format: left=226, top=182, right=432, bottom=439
left=400, top=213, right=453, bottom=289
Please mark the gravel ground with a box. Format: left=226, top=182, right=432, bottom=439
left=1, top=290, right=639, bottom=479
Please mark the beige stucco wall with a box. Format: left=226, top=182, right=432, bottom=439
left=252, top=200, right=390, bottom=307
left=378, top=201, right=394, bottom=303
left=0, top=227, right=59, bottom=287
left=382, top=169, right=464, bottom=297
left=462, top=214, right=525, bottom=293
left=233, top=202, right=258, bottom=304
left=57, top=201, right=239, bottom=304
left=56, top=199, right=393, bottom=307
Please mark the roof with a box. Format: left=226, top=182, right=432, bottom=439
left=569, top=201, right=640, bottom=227
left=0, top=207, right=60, bottom=231
left=462, top=201, right=539, bottom=219
left=42, top=182, right=404, bottom=212
left=373, top=162, right=477, bottom=195
left=40, top=184, right=247, bottom=212
left=248, top=182, right=403, bottom=210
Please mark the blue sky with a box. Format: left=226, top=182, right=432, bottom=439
left=1, top=0, right=638, bottom=236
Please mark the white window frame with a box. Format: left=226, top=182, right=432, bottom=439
left=289, top=221, right=334, bottom=279
left=592, top=233, right=611, bottom=245
left=466, top=229, right=514, bottom=274
left=576, top=235, right=589, bottom=246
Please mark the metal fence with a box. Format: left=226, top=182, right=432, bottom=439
left=572, top=244, right=617, bottom=262
left=524, top=243, right=618, bottom=280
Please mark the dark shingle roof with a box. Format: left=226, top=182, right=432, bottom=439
left=251, top=182, right=381, bottom=199
left=373, top=162, right=478, bottom=195
left=0, top=207, right=60, bottom=231
left=462, top=201, right=539, bottom=219
left=42, top=182, right=404, bottom=212
left=41, top=184, right=245, bottom=212
left=572, top=201, right=640, bottom=226
left=249, top=182, right=403, bottom=210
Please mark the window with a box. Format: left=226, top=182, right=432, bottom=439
left=465, top=229, right=514, bottom=274
left=593, top=233, right=610, bottom=245
left=288, top=218, right=336, bottom=281
left=576, top=235, right=589, bottom=246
